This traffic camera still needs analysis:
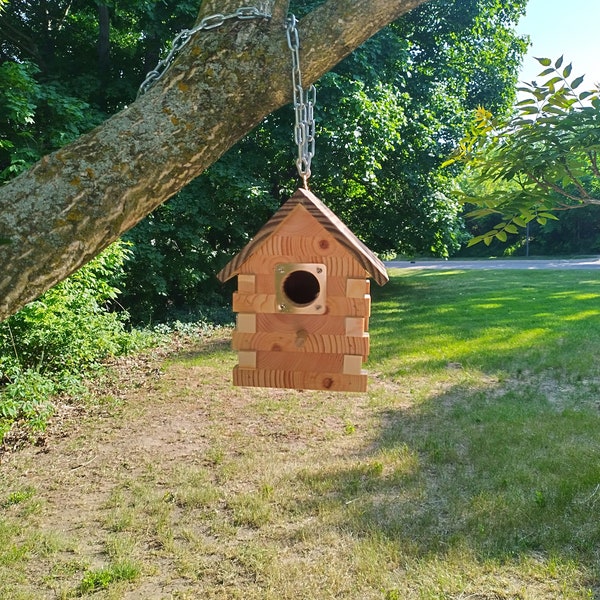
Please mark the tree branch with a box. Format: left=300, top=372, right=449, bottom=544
left=588, top=150, right=600, bottom=179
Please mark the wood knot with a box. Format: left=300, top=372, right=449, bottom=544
left=322, top=377, right=334, bottom=389
left=271, top=344, right=282, bottom=352
left=318, top=239, right=329, bottom=250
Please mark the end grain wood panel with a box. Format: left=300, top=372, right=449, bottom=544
left=343, top=354, right=364, bottom=375
left=237, top=274, right=256, bottom=294
left=233, top=366, right=367, bottom=392
left=236, top=313, right=256, bottom=333
left=346, top=278, right=370, bottom=298
left=254, top=234, right=338, bottom=258
left=345, top=317, right=365, bottom=337
left=232, top=331, right=370, bottom=356
left=233, top=293, right=370, bottom=317
left=275, top=203, right=322, bottom=236
left=237, top=351, right=256, bottom=368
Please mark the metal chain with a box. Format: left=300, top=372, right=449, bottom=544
left=137, top=4, right=272, bottom=97
left=286, top=14, right=316, bottom=188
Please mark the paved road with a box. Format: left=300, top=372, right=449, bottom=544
left=385, top=257, right=600, bottom=270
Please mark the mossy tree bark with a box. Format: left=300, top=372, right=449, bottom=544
left=0, top=0, right=429, bottom=321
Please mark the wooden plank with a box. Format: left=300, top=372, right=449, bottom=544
left=236, top=313, right=256, bottom=333
left=233, top=366, right=367, bottom=392
left=255, top=233, right=340, bottom=258
left=232, top=331, right=370, bottom=356
left=237, top=351, right=256, bottom=368
left=232, top=293, right=276, bottom=314
left=233, top=292, right=370, bottom=317
left=237, top=274, right=255, bottom=294
left=325, top=295, right=371, bottom=317
left=255, top=351, right=343, bottom=373
left=256, top=314, right=349, bottom=335
left=343, top=354, right=363, bottom=375
left=240, top=253, right=370, bottom=279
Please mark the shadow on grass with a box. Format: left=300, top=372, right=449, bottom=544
left=287, top=270, right=600, bottom=590
left=292, top=378, right=600, bottom=577
left=170, top=333, right=233, bottom=364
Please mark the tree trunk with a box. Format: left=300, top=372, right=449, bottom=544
left=0, top=0, right=429, bottom=321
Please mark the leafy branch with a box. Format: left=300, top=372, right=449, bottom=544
left=445, top=56, right=600, bottom=245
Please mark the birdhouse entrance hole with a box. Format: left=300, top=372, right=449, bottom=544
left=275, top=262, right=326, bottom=314
left=283, top=270, right=319, bottom=305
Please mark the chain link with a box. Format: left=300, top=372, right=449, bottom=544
left=286, top=14, right=316, bottom=188
left=137, top=4, right=272, bottom=97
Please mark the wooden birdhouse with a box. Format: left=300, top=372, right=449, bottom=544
left=217, top=188, right=389, bottom=392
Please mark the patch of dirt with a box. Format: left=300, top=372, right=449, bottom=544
left=0, top=331, right=373, bottom=597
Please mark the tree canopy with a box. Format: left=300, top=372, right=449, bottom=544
left=0, top=0, right=528, bottom=321
left=122, top=0, right=527, bottom=320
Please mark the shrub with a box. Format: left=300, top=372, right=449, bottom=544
left=0, top=241, right=137, bottom=443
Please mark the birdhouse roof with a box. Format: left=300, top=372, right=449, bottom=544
left=217, top=187, right=389, bottom=286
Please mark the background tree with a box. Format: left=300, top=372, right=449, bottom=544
left=0, top=0, right=438, bottom=321
left=446, top=57, right=600, bottom=248
left=122, top=0, right=528, bottom=321
left=0, top=0, right=528, bottom=322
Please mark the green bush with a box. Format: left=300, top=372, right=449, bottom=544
left=0, top=241, right=138, bottom=442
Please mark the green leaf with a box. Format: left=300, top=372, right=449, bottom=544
left=535, top=57, right=552, bottom=67
left=504, top=224, right=519, bottom=234
left=537, top=212, right=559, bottom=220
left=537, top=217, right=547, bottom=226
left=563, top=63, right=572, bottom=78
left=496, top=230, right=507, bottom=242
left=554, top=56, right=564, bottom=69
left=544, top=76, right=563, bottom=88
left=538, top=68, right=555, bottom=77
left=515, top=98, right=537, bottom=106
left=571, top=75, right=585, bottom=89
left=542, top=106, right=566, bottom=115
left=520, top=106, right=540, bottom=115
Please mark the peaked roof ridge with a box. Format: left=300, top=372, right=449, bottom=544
left=217, top=187, right=389, bottom=286
left=291, top=188, right=388, bottom=286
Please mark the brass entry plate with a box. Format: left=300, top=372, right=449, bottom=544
left=275, top=263, right=327, bottom=314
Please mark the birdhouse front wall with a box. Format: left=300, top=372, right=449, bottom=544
left=230, top=203, right=372, bottom=392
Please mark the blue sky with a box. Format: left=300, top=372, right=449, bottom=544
left=516, top=0, right=600, bottom=87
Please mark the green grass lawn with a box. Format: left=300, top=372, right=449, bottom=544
left=1, top=268, right=600, bottom=599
